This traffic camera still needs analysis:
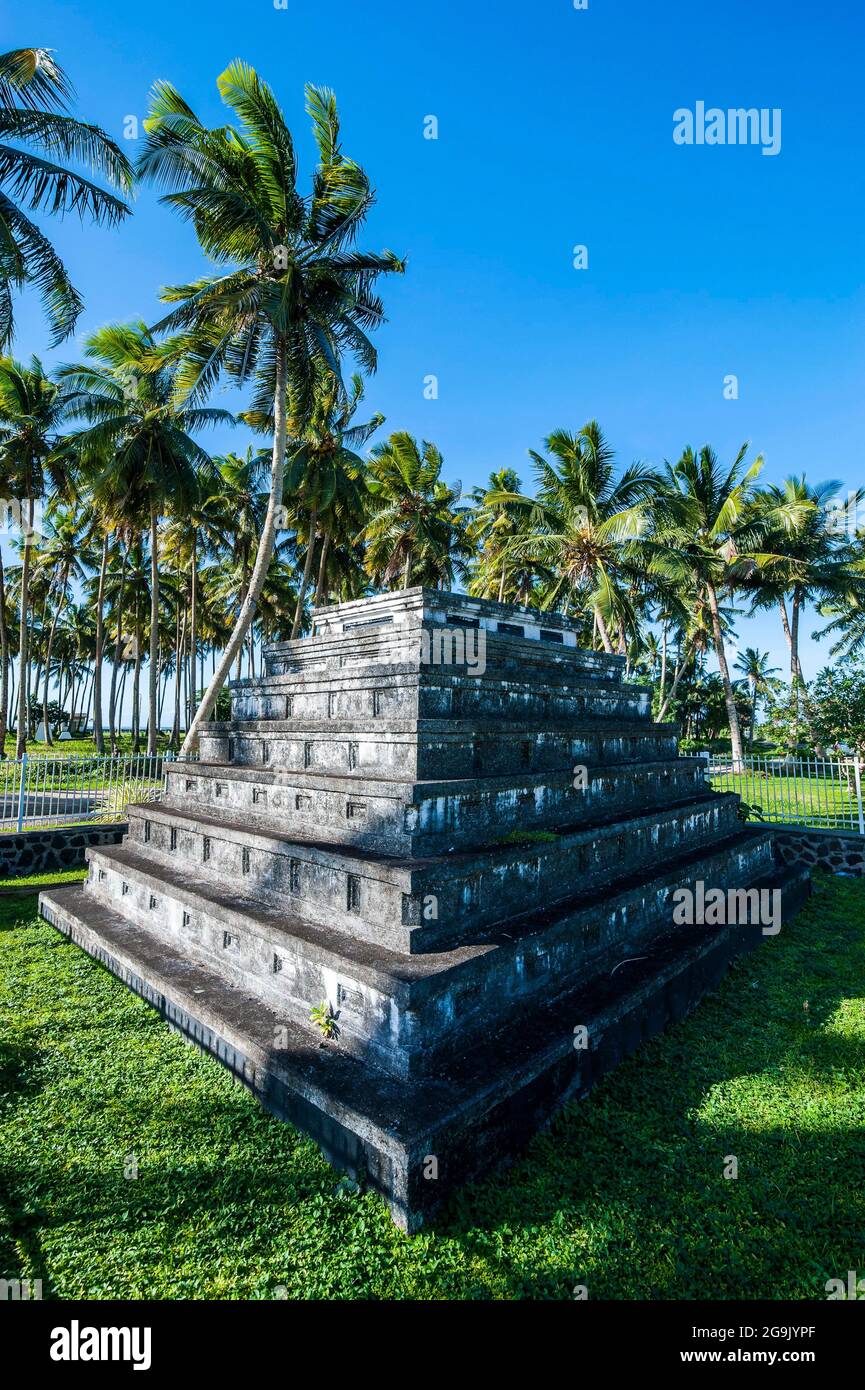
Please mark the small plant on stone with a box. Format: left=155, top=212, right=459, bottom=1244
left=309, top=1001, right=339, bottom=1041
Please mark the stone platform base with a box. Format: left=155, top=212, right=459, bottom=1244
left=40, top=863, right=810, bottom=1232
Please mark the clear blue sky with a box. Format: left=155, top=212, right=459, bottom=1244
left=7, top=0, right=865, bottom=687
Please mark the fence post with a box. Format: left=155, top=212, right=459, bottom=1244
left=16, top=753, right=27, bottom=833
left=854, top=757, right=865, bottom=836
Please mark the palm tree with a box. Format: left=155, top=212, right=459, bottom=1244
left=0, top=548, right=19, bottom=753
left=0, top=47, right=132, bottom=347
left=0, top=355, right=71, bottom=753
left=134, top=63, right=404, bottom=753
left=161, top=458, right=237, bottom=731
left=197, top=450, right=273, bottom=680
left=58, top=322, right=230, bottom=753
left=815, top=532, right=865, bottom=661
left=650, top=444, right=763, bottom=766
left=485, top=423, right=659, bottom=652
left=363, top=432, right=467, bottom=589
left=747, top=477, right=864, bottom=687
left=468, top=468, right=537, bottom=603
left=279, top=369, right=382, bottom=636
left=30, top=499, right=94, bottom=745
left=734, top=646, right=781, bottom=747
left=655, top=585, right=722, bottom=722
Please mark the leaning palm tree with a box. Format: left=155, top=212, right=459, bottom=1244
left=134, top=63, right=404, bottom=753
left=58, top=322, right=231, bottom=753
left=734, top=646, right=781, bottom=748
left=0, top=47, right=133, bottom=346
left=0, top=355, right=71, bottom=753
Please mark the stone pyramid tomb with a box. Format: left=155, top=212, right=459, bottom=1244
left=40, top=589, right=810, bottom=1230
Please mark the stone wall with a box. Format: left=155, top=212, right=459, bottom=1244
left=0, top=823, right=127, bottom=878
left=773, top=824, right=865, bottom=877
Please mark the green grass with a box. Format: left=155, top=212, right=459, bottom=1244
left=1, top=875, right=864, bottom=1300
left=708, top=769, right=861, bottom=829
left=0, top=868, right=87, bottom=890
left=2, top=733, right=175, bottom=757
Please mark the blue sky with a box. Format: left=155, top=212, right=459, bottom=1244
left=7, top=0, right=865, bottom=688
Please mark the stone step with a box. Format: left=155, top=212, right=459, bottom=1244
left=121, top=791, right=744, bottom=953
left=262, top=629, right=626, bottom=683
left=40, top=858, right=811, bottom=1231
left=263, top=586, right=626, bottom=685
left=199, top=719, right=681, bottom=780
left=230, top=666, right=653, bottom=727
left=82, top=827, right=777, bottom=1081
left=160, top=757, right=710, bottom=855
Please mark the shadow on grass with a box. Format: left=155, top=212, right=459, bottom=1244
left=1, top=876, right=863, bottom=1299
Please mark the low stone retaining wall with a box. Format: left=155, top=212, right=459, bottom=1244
left=773, top=824, right=865, bottom=877
left=0, top=823, right=127, bottom=878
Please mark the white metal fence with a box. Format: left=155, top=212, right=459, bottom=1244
left=704, top=752, right=865, bottom=834
left=0, top=753, right=165, bottom=833
left=5, top=749, right=861, bottom=837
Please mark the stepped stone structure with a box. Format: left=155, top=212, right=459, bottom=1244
left=40, top=589, right=810, bottom=1230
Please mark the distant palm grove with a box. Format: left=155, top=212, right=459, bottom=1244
left=1, top=49, right=864, bottom=762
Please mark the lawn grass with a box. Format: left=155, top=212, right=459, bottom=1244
left=0, top=868, right=87, bottom=891
left=707, top=768, right=862, bottom=830
left=2, top=734, right=175, bottom=757
left=1, top=874, right=864, bottom=1300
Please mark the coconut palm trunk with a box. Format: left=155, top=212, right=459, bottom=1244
left=181, top=341, right=289, bottom=755
left=171, top=604, right=183, bottom=749
left=92, top=533, right=109, bottom=753
left=593, top=607, right=615, bottom=655
left=657, top=635, right=697, bottom=721
left=290, top=507, right=319, bottom=639
left=15, top=499, right=35, bottom=756
left=108, top=545, right=128, bottom=755
left=0, top=548, right=8, bottom=757
left=314, top=533, right=330, bottom=607
left=132, top=602, right=142, bottom=753
left=42, top=562, right=72, bottom=748
left=779, top=592, right=812, bottom=744
left=148, top=501, right=160, bottom=755
left=189, top=539, right=197, bottom=729
left=706, top=579, right=745, bottom=766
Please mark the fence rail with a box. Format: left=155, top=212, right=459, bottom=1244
left=0, top=753, right=166, bottom=833
left=5, top=749, right=862, bottom=838
left=704, top=753, right=865, bottom=834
